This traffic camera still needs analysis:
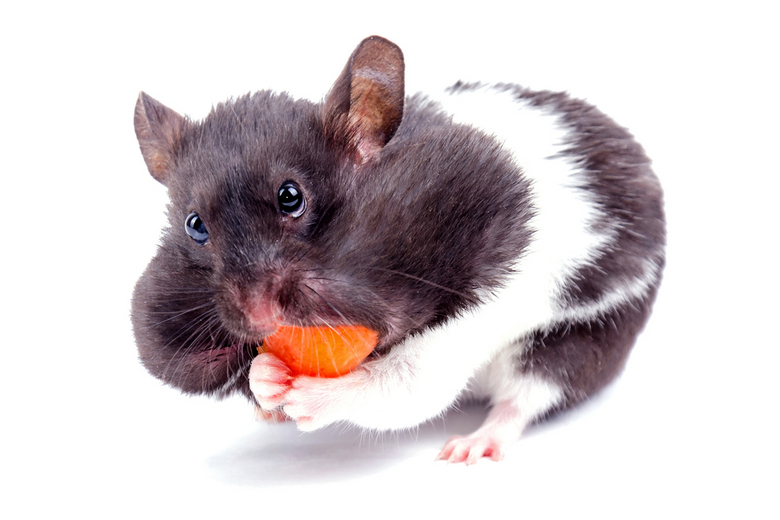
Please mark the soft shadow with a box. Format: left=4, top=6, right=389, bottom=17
left=206, top=402, right=491, bottom=486
left=205, top=389, right=607, bottom=486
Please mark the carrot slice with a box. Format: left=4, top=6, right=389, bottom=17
left=259, top=325, right=378, bottom=378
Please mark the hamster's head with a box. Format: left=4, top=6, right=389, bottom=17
left=131, top=37, right=411, bottom=397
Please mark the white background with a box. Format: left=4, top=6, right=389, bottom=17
left=2, top=1, right=777, bottom=518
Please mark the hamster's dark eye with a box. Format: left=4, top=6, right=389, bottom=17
left=185, top=212, right=209, bottom=244
left=278, top=181, right=306, bottom=218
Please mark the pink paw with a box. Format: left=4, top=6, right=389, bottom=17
left=435, top=434, right=507, bottom=465
left=249, top=353, right=292, bottom=411
left=253, top=406, right=289, bottom=423
left=283, top=369, right=368, bottom=432
left=283, top=375, right=339, bottom=431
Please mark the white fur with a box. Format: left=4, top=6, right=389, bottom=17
left=275, top=85, right=655, bottom=437
left=469, top=342, right=563, bottom=413
left=317, top=85, right=607, bottom=429
left=280, top=86, right=591, bottom=431
left=565, top=257, right=663, bottom=323
left=432, top=85, right=618, bottom=323
left=436, top=375, right=563, bottom=463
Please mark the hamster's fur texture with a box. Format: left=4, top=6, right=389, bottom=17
left=132, top=36, right=664, bottom=463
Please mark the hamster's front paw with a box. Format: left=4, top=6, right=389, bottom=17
left=249, top=353, right=292, bottom=412
left=283, top=369, right=369, bottom=432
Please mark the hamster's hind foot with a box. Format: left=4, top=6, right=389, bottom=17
left=435, top=400, right=528, bottom=464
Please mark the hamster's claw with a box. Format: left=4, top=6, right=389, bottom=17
left=435, top=434, right=506, bottom=465
left=249, top=353, right=292, bottom=412
left=283, top=369, right=370, bottom=432
left=282, top=375, right=338, bottom=432
left=253, top=406, right=289, bottom=423
left=435, top=400, right=526, bottom=464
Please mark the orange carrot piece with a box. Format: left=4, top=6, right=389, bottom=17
left=259, top=325, right=378, bottom=378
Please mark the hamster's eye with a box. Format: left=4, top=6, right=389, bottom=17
left=185, top=211, right=209, bottom=244
left=278, top=181, right=306, bottom=218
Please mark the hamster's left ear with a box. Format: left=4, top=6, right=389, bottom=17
left=134, top=91, right=186, bottom=185
left=323, top=35, right=405, bottom=164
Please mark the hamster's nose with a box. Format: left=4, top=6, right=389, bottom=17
left=243, top=297, right=282, bottom=336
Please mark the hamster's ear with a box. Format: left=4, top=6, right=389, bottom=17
left=134, top=92, right=186, bottom=185
left=323, top=36, right=405, bottom=165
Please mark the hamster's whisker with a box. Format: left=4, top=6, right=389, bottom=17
left=292, top=242, right=317, bottom=264
left=143, top=287, right=213, bottom=307
left=303, top=200, right=339, bottom=248
left=298, top=284, right=350, bottom=324
left=164, top=316, right=214, bottom=384
left=298, top=265, right=474, bottom=302
left=188, top=314, right=232, bottom=392
left=158, top=287, right=214, bottom=294
left=362, top=266, right=476, bottom=302
left=202, top=328, right=229, bottom=392
left=156, top=304, right=216, bottom=347
left=299, top=275, right=342, bottom=284
left=162, top=308, right=222, bottom=385
left=146, top=301, right=216, bottom=327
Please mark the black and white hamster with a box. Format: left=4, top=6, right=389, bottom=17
left=131, top=35, right=665, bottom=464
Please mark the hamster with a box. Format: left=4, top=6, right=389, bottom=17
left=131, top=35, right=665, bottom=464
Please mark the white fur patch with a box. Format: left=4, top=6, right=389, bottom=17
left=470, top=343, right=564, bottom=416
left=564, top=257, right=663, bottom=323
left=325, top=85, right=651, bottom=430
left=431, top=85, right=616, bottom=323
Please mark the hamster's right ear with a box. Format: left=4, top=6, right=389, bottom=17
left=323, top=36, right=405, bottom=165
left=134, top=92, right=186, bottom=185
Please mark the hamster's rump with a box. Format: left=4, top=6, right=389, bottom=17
left=425, top=82, right=664, bottom=412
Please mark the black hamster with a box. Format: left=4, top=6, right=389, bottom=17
left=131, top=35, right=665, bottom=464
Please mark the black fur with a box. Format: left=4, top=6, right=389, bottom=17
left=447, top=82, right=665, bottom=411
left=519, top=86, right=665, bottom=409
left=132, top=85, right=534, bottom=400
left=132, top=37, right=664, bottom=421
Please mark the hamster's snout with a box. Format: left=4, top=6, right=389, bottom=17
left=242, top=296, right=282, bottom=336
